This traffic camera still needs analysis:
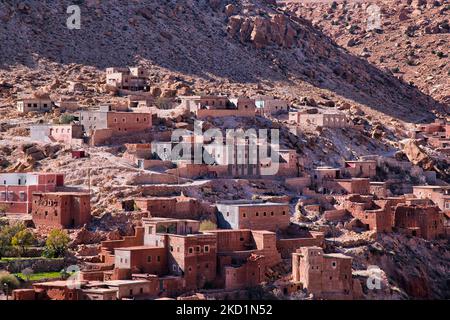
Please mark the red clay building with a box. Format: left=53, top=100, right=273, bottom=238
left=216, top=200, right=290, bottom=232
left=31, top=192, right=91, bottom=229
left=0, top=173, right=64, bottom=214
left=292, top=246, right=353, bottom=300
left=394, top=204, right=445, bottom=240
left=79, top=105, right=152, bottom=146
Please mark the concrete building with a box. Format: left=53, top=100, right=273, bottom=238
left=254, top=96, right=288, bottom=115
left=31, top=192, right=91, bottom=229
left=17, top=95, right=53, bottom=114
left=78, top=105, right=152, bottom=145
left=413, top=185, right=450, bottom=214
left=179, top=95, right=255, bottom=119
left=289, top=111, right=350, bottom=128
left=30, top=124, right=84, bottom=145
left=106, top=67, right=149, bottom=91
left=216, top=200, right=290, bottom=232
left=0, top=173, right=64, bottom=214
left=343, top=160, right=377, bottom=178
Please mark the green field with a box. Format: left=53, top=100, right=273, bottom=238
left=14, top=272, right=64, bottom=281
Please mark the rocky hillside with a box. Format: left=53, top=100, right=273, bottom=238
left=0, top=0, right=445, bottom=122
left=282, top=0, right=450, bottom=107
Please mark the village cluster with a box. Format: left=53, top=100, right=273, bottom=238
left=1, top=67, right=449, bottom=301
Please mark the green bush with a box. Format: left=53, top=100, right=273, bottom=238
left=11, top=229, right=35, bottom=257
left=44, top=230, right=70, bottom=258
left=0, top=223, right=26, bottom=259
left=59, top=114, right=75, bottom=124
left=0, top=271, right=20, bottom=293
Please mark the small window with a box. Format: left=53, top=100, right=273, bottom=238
left=204, top=245, right=210, bottom=253
left=147, top=256, right=152, bottom=263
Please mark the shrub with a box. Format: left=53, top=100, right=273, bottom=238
left=0, top=223, right=26, bottom=259
left=155, top=97, right=172, bottom=110
left=59, top=114, right=75, bottom=124
left=199, top=220, right=217, bottom=231
left=0, top=271, right=20, bottom=294
left=44, top=230, right=70, bottom=258
left=11, top=229, right=35, bottom=257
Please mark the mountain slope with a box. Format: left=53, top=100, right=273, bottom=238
left=0, top=0, right=445, bottom=122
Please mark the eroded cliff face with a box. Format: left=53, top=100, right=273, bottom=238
left=346, top=234, right=450, bottom=299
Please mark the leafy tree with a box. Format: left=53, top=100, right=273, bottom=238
left=0, top=271, right=20, bottom=295
left=11, top=229, right=35, bottom=257
left=59, top=114, right=75, bottom=124
left=0, top=223, right=26, bottom=259
left=44, top=230, right=70, bottom=258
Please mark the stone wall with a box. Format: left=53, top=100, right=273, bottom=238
left=0, top=257, right=67, bottom=273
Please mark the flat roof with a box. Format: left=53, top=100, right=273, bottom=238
left=217, top=200, right=289, bottom=207
left=82, top=288, right=118, bottom=294
left=324, top=253, right=352, bottom=259
left=104, top=280, right=152, bottom=286
left=142, top=217, right=199, bottom=223
left=33, top=192, right=90, bottom=196
left=115, top=246, right=159, bottom=251
left=34, top=280, right=88, bottom=287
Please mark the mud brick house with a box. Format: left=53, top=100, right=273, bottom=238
left=113, top=218, right=217, bottom=291
left=206, top=229, right=281, bottom=290
left=393, top=204, right=445, bottom=240
left=369, top=182, right=388, bottom=198
left=216, top=200, right=290, bottom=232
left=179, top=95, right=230, bottom=113
left=324, top=178, right=371, bottom=195
left=30, top=124, right=84, bottom=145
left=55, top=98, right=79, bottom=112
left=276, top=226, right=325, bottom=258
left=16, top=279, right=157, bottom=300
left=340, top=195, right=393, bottom=233
left=78, top=105, right=152, bottom=146
left=311, top=166, right=341, bottom=188
left=413, top=185, right=450, bottom=214
left=343, top=160, right=377, bottom=178
left=106, top=67, right=149, bottom=91
left=289, top=111, right=350, bottom=128
left=32, top=281, right=87, bottom=300
left=417, top=119, right=446, bottom=135
left=31, top=191, right=91, bottom=229
left=254, top=95, right=288, bottom=115
left=180, top=95, right=255, bottom=119
left=292, top=247, right=353, bottom=300
left=123, top=143, right=172, bottom=169
left=85, top=217, right=288, bottom=295
left=16, top=95, right=53, bottom=114
left=0, top=173, right=64, bottom=214
left=132, top=194, right=211, bottom=220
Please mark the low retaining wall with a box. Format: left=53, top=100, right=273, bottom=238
left=0, top=258, right=68, bottom=274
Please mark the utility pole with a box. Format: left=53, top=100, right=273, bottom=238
left=88, top=167, right=91, bottom=195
